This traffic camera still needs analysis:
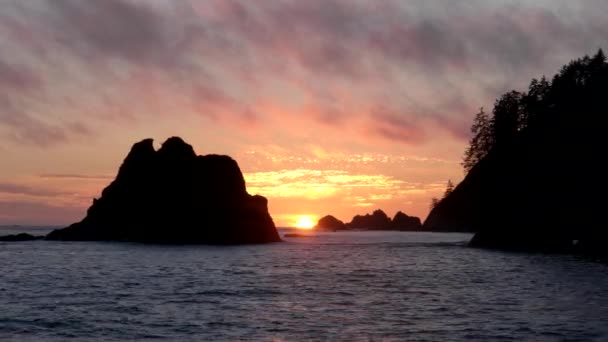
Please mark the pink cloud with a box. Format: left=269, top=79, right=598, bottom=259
left=0, top=0, right=607, bottom=148
left=0, top=200, right=82, bottom=225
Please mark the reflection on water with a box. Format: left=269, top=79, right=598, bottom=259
left=1, top=229, right=607, bottom=341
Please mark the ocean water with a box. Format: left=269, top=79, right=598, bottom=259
left=1, top=228, right=607, bottom=341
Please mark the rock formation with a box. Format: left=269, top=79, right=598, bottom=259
left=391, top=211, right=422, bottom=231
left=347, top=209, right=392, bottom=230
left=0, top=233, right=43, bottom=242
left=316, top=209, right=422, bottom=231
left=315, top=215, right=346, bottom=230
left=46, top=137, right=281, bottom=244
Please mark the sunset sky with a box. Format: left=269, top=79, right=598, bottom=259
left=1, top=0, right=607, bottom=227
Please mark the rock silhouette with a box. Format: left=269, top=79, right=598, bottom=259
left=0, top=233, right=43, bottom=241
left=315, top=215, right=346, bottom=230
left=283, top=233, right=312, bottom=238
left=347, top=209, right=392, bottom=230
left=391, top=211, right=422, bottom=231
left=316, top=209, right=422, bottom=231
left=424, top=50, right=607, bottom=255
left=46, top=137, right=281, bottom=244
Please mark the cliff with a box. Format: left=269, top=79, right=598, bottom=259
left=424, top=51, right=607, bottom=254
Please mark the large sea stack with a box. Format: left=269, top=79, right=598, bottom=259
left=47, top=137, right=281, bottom=244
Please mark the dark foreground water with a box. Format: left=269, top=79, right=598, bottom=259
left=1, top=228, right=607, bottom=341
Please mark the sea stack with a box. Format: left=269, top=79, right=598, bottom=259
left=46, top=137, right=281, bottom=244
left=315, top=210, right=422, bottom=231
left=347, top=209, right=392, bottom=230
left=391, top=211, right=422, bottom=231
left=315, top=215, right=347, bottom=230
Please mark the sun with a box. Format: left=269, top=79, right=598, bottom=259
left=293, top=215, right=316, bottom=229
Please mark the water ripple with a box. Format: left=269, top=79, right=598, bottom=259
left=1, top=231, right=607, bottom=341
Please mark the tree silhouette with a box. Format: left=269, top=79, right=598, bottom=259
left=520, top=77, right=550, bottom=129
left=461, top=49, right=608, bottom=173
left=462, top=107, right=492, bottom=173
left=430, top=197, right=440, bottom=210
left=492, top=91, right=523, bottom=148
left=437, top=48, right=608, bottom=252
left=443, top=179, right=454, bottom=199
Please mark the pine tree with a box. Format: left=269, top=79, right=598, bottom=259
left=492, top=91, right=523, bottom=147
left=521, top=77, right=550, bottom=129
left=462, top=107, right=493, bottom=173
left=592, top=48, right=606, bottom=64
left=443, top=179, right=454, bottom=198
left=430, top=197, right=440, bottom=210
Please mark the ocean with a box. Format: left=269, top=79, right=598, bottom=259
left=1, top=228, right=607, bottom=341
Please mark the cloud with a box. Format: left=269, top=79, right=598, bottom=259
left=49, top=0, right=175, bottom=64
left=0, top=60, right=40, bottom=91
left=367, top=106, right=428, bottom=144
left=238, top=146, right=458, bottom=175
left=0, top=200, right=82, bottom=225
left=38, top=174, right=113, bottom=180
left=1, top=0, right=607, bottom=147
left=245, top=168, right=412, bottom=200
left=0, top=110, right=92, bottom=146
left=0, top=0, right=227, bottom=144
left=0, top=36, right=92, bottom=145
left=0, top=182, right=68, bottom=197
left=198, top=0, right=608, bottom=140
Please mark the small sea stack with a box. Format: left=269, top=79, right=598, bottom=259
left=46, top=137, right=281, bottom=244
left=315, top=215, right=347, bottom=230
left=0, top=233, right=43, bottom=242
left=315, top=210, right=422, bottom=231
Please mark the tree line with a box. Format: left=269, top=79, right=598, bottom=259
left=430, top=49, right=607, bottom=211
left=462, top=49, right=606, bottom=173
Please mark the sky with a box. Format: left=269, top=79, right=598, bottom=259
left=1, top=0, right=607, bottom=227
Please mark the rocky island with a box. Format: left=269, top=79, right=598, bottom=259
left=44, top=137, right=281, bottom=244
left=315, top=215, right=347, bottom=230
left=316, top=209, right=422, bottom=231
left=0, top=233, right=44, bottom=242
